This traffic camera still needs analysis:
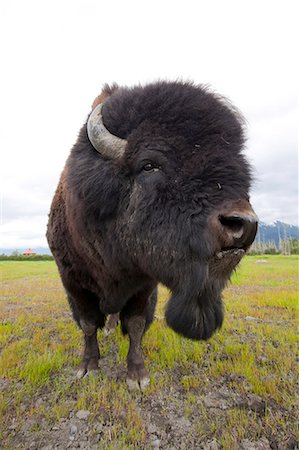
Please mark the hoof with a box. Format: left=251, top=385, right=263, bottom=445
left=126, top=376, right=150, bottom=392
left=126, top=378, right=140, bottom=391
left=85, top=368, right=100, bottom=377
left=76, top=357, right=99, bottom=380
left=139, top=376, right=150, bottom=390
left=76, top=368, right=87, bottom=379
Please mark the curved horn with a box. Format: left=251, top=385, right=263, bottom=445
left=87, top=103, right=127, bottom=159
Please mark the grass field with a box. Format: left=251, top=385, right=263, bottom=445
left=0, top=256, right=298, bottom=449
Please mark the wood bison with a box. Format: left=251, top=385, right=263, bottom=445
left=47, top=81, right=258, bottom=389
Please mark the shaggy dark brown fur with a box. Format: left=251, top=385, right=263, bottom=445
left=47, top=81, right=257, bottom=385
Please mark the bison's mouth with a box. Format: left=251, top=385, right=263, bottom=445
left=208, top=246, right=246, bottom=280
left=215, top=247, right=245, bottom=259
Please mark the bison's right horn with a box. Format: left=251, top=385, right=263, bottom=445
left=87, top=103, right=127, bottom=159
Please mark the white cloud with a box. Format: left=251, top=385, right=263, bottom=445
left=1, top=216, right=48, bottom=249
left=0, top=0, right=298, bottom=248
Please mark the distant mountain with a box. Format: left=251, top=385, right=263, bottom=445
left=255, top=221, right=299, bottom=247
left=0, top=247, right=52, bottom=256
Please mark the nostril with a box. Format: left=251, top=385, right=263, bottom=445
left=218, top=213, right=258, bottom=249
left=219, top=215, right=244, bottom=238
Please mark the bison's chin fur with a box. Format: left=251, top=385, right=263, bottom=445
left=165, top=284, right=224, bottom=340
left=164, top=255, right=239, bottom=340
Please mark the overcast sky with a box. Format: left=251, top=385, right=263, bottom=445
left=0, top=0, right=298, bottom=249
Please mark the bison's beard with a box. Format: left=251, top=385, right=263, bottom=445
left=165, top=249, right=244, bottom=340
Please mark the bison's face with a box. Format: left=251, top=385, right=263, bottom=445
left=84, top=82, right=258, bottom=341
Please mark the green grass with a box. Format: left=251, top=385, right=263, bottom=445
left=0, top=260, right=57, bottom=281
left=0, top=256, right=298, bottom=448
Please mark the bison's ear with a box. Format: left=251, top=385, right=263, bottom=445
left=92, top=83, right=119, bottom=110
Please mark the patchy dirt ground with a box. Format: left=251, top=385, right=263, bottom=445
left=0, top=257, right=298, bottom=449
left=2, top=355, right=298, bottom=450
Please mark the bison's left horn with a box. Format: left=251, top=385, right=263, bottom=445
left=87, top=103, right=127, bottom=159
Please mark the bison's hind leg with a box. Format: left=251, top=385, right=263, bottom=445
left=104, top=313, right=119, bottom=336
left=67, top=290, right=106, bottom=379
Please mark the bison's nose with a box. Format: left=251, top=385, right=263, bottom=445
left=219, top=212, right=258, bottom=249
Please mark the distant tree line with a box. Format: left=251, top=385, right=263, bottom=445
left=0, top=253, right=54, bottom=261
left=250, top=221, right=299, bottom=255
left=248, top=238, right=299, bottom=255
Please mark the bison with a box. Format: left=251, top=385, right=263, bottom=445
left=47, top=81, right=257, bottom=389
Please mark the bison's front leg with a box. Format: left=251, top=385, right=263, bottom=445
left=126, top=314, right=149, bottom=390
left=77, top=323, right=100, bottom=378
left=66, top=290, right=105, bottom=379
left=120, top=287, right=156, bottom=390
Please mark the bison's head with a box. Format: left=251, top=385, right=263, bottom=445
left=69, top=81, right=257, bottom=340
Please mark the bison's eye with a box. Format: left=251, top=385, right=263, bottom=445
left=142, top=162, right=160, bottom=173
